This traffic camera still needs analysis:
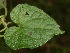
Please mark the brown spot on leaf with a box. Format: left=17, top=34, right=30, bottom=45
left=29, top=32, right=32, bottom=35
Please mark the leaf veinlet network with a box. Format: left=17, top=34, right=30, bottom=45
left=4, top=4, right=64, bottom=50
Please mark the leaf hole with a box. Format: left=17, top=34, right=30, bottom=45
left=25, top=12, right=29, bottom=15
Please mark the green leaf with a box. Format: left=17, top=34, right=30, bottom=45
left=4, top=4, right=64, bottom=50
left=0, top=0, right=6, bottom=9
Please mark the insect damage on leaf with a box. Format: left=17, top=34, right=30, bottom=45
left=4, top=4, right=64, bottom=50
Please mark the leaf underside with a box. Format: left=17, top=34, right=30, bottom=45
left=4, top=4, right=64, bottom=50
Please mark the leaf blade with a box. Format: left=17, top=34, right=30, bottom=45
left=4, top=4, right=64, bottom=50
